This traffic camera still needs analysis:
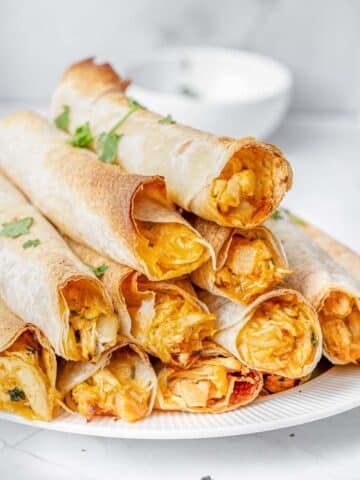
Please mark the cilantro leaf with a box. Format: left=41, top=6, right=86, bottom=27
left=311, top=331, right=318, bottom=346
left=158, top=114, right=175, bottom=125
left=284, top=209, right=307, bottom=225
left=0, top=217, right=33, bottom=238
left=127, top=97, right=144, bottom=110
left=67, top=122, right=93, bottom=148
left=271, top=210, right=283, bottom=220
left=54, top=105, right=70, bottom=132
left=97, top=131, right=122, bottom=164
left=87, top=263, right=109, bottom=277
left=8, top=387, right=25, bottom=402
left=22, top=238, right=41, bottom=249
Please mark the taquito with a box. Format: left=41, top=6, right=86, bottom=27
left=49, top=58, right=292, bottom=228
left=0, top=112, right=213, bottom=281
left=200, top=289, right=322, bottom=378
left=68, top=239, right=215, bottom=367
left=303, top=222, right=360, bottom=284
left=155, top=341, right=262, bottom=413
left=191, top=217, right=290, bottom=303
left=0, top=174, right=117, bottom=361
left=267, top=211, right=360, bottom=365
left=0, top=298, right=57, bottom=421
left=57, top=337, right=157, bottom=422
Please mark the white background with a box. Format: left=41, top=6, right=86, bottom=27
left=0, top=2, right=359, bottom=479
left=0, top=0, right=359, bottom=114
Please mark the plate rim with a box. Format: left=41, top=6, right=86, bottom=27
left=1, top=365, right=359, bottom=440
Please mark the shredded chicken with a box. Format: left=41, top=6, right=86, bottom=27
left=137, top=222, right=208, bottom=279
left=0, top=331, right=55, bottom=420
left=68, top=348, right=152, bottom=422
left=215, top=234, right=290, bottom=302
left=156, top=352, right=259, bottom=412
left=128, top=290, right=215, bottom=366
left=237, top=295, right=319, bottom=378
left=62, top=279, right=117, bottom=361
left=210, top=148, right=274, bottom=224
left=320, top=291, right=360, bottom=363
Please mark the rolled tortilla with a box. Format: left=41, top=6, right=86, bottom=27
left=57, top=337, right=157, bottom=422
left=155, top=341, right=263, bottom=413
left=68, top=239, right=215, bottom=367
left=200, top=289, right=322, bottom=378
left=0, top=112, right=213, bottom=281
left=302, top=223, right=360, bottom=284
left=267, top=212, right=360, bottom=365
left=0, top=174, right=118, bottom=361
left=191, top=216, right=290, bottom=303
left=49, top=58, right=292, bottom=228
left=0, top=298, right=57, bottom=420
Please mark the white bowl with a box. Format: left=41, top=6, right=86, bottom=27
left=125, top=47, right=293, bottom=139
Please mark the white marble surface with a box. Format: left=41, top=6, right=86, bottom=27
left=0, top=108, right=359, bottom=479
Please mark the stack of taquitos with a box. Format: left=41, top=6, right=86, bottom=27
left=2, top=56, right=359, bottom=424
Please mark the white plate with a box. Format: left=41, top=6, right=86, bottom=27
left=1, top=365, right=360, bottom=439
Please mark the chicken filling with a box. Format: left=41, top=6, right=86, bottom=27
left=210, top=148, right=274, bottom=224
left=137, top=221, right=209, bottom=279
left=320, top=291, right=360, bottom=363
left=125, top=285, right=215, bottom=367
left=0, top=331, right=55, bottom=420
left=156, top=352, right=259, bottom=411
left=63, top=280, right=118, bottom=361
left=237, top=295, right=319, bottom=378
left=67, top=348, right=153, bottom=422
left=214, top=233, right=290, bottom=303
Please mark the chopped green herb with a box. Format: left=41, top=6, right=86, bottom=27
left=284, top=209, right=307, bottom=225
left=54, top=105, right=70, bottom=132
left=311, top=331, right=318, bottom=346
left=271, top=210, right=283, bottom=220
left=130, top=365, right=136, bottom=380
left=97, top=131, right=122, bottom=164
left=88, top=263, right=109, bottom=277
left=95, top=97, right=144, bottom=162
left=180, top=85, right=200, bottom=98
left=289, top=433, right=295, bottom=438
left=0, top=217, right=33, bottom=238
left=158, top=114, right=175, bottom=125
left=22, top=238, right=41, bottom=249
left=127, top=97, right=144, bottom=110
left=8, top=387, right=25, bottom=402
left=67, top=122, right=93, bottom=148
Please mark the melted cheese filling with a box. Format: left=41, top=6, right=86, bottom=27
left=137, top=222, right=208, bottom=279
left=210, top=148, right=274, bottom=225
left=156, top=354, right=258, bottom=411
left=320, top=291, right=360, bottom=364
left=63, top=280, right=117, bottom=361
left=237, top=295, right=318, bottom=378
left=0, top=331, right=55, bottom=420
left=127, top=290, right=215, bottom=367
left=68, top=348, right=152, bottom=422
left=215, top=234, right=289, bottom=303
